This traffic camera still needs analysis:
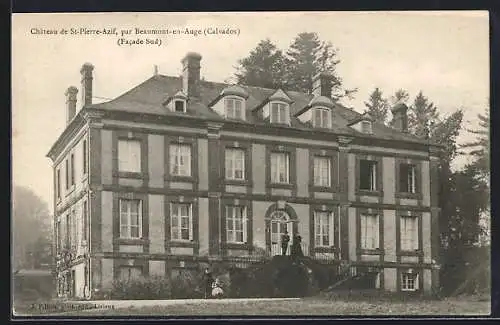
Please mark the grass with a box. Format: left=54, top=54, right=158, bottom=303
left=15, top=295, right=491, bottom=317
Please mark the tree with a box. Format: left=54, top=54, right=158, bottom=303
left=12, top=186, right=52, bottom=270
left=408, top=91, right=440, bottom=138
left=234, top=39, right=287, bottom=89
left=364, top=87, right=389, bottom=124
left=460, top=108, right=490, bottom=179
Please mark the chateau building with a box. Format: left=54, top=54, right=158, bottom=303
left=47, top=52, right=441, bottom=299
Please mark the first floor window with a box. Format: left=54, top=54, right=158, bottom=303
left=171, top=203, right=192, bottom=241
left=271, top=152, right=290, bottom=184
left=401, top=272, right=419, bottom=291
left=360, top=160, right=377, bottom=191
left=56, top=169, right=61, bottom=199
left=82, top=139, right=88, bottom=175
left=400, top=163, right=417, bottom=193
left=65, top=159, right=69, bottom=190
left=119, top=266, right=143, bottom=282
left=314, top=211, right=333, bottom=247
left=401, top=216, right=419, bottom=251
left=226, top=206, right=247, bottom=243
left=170, top=144, right=191, bottom=176
left=120, top=199, right=142, bottom=238
left=314, top=156, right=331, bottom=187
left=56, top=220, right=61, bottom=253
left=225, top=148, right=245, bottom=180
left=65, top=214, right=71, bottom=248
left=118, top=139, right=141, bottom=173
left=70, top=153, right=75, bottom=185
left=82, top=200, right=88, bottom=242
left=360, top=214, right=379, bottom=250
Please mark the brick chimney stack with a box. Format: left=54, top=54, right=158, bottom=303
left=65, top=86, right=78, bottom=124
left=80, top=63, right=94, bottom=107
left=312, top=72, right=334, bottom=98
left=391, top=103, right=409, bottom=133
left=181, top=52, right=202, bottom=98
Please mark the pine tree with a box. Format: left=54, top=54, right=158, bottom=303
left=364, top=87, right=389, bottom=124
left=408, top=91, right=440, bottom=138
left=460, top=108, right=490, bottom=179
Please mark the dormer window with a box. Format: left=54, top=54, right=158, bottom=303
left=313, top=107, right=331, bottom=128
left=174, top=100, right=186, bottom=113
left=225, top=97, right=244, bottom=120
left=270, top=102, right=289, bottom=124
left=361, top=121, right=372, bottom=134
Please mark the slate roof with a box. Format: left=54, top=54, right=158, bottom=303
left=89, top=74, right=430, bottom=145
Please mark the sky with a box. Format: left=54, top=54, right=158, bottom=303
left=12, top=11, right=489, bottom=213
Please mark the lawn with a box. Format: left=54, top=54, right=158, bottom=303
left=16, top=296, right=490, bottom=317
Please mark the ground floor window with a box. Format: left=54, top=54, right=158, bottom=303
left=119, top=266, right=143, bottom=282
left=401, top=271, right=419, bottom=291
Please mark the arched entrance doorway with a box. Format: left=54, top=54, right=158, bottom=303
left=265, top=202, right=299, bottom=256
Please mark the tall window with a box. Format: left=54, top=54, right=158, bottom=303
left=400, top=216, right=419, bottom=251
left=400, top=163, right=417, bottom=193
left=171, top=203, right=192, bottom=241
left=226, top=206, right=247, bottom=243
left=56, top=169, right=61, bottom=200
left=118, top=139, right=141, bottom=173
left=359, top=160, right=377, bottom=191
left=65, top=159, right=69, bottom=190
left=56, top=220, right=61, bottom=253
left=170, top=144, right=191, bottom=177
left=119, top=266, right=143, bottom=282
left=119, top=199, right=142, bottom=239
left=82, top=139, right=87, bottom=175
left=360, top=214, right=379, bottom=250
left=82, top=200, right=88, bottom=242
left=71, top=210, right=77, bottom=248
left=70, top=153, right=75, bottom=185
left=225, top=98, right=244, bottom=119
left=313, top=108, right=331, bottom=128
left=314, top=156, right=331, bottom=187
left=401, top=272, right=418, bottom=291
left=314, top=211, right=333, bottom=247
left=270, top=152, right=289, bottom=184
left=225, top=148, right=245, bottom=180
left=65, top=214, right=71, bottom=248
left=270, top=102, right=289, bottom=124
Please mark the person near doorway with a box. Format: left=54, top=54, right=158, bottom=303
left=291, top=233, right=304, bottom=262
left=281, top=230, right=290, bottom=255
left=203, top=268, right=214, bottom=299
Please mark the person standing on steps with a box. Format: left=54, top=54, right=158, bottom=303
left=292, top=232, right=303, bottom=263
left=203, top=268, right=214, bottom=299
left=281, top=230, right=290, bottom=256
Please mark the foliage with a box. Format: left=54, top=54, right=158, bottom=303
left=364, top=87, right=389, bottom=124
left=12, top=186, right=52, bottom=270
left=460, top=108, right=490, bottom=180
left=408, top=91, right=440, bottom=138
left=234, top=33, right=356, bottom=101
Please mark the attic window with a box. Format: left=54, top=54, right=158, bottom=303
left=225, top=97, right=244, bottom=120
left=270, top=102, right=289, bottom=125
left=361, top=121, right=372, bottom=134
left=174, top=100, right=186, bottom=113
left=313, top=107, right=331, bottom=128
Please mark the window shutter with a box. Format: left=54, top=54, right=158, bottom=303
left=414, top=217, right=419, bottom=250
left=330, top=212, right=334, bottom=246
left=189, top=204, right=193, bottom=241
left=374, top=215, right=380, bottom=249
left=243, top=207, right=248, bottom=243
left=314, top=110, right=321, bottom=127
left=225, top=150, right=232, bottom=179
left=271, top=104, right=278, bottom=122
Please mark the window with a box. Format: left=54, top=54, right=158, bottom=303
left=56, top=169, right=61, bottom=200
left=225, top=98, right=244, bottom=119
left=71, top=210, right=76, bottom=248
left=174, top=100, right=185, bottom=112
left=171, top=203, right=192, bottom=241
left=119, top=199, right=142, bottom=239
left=314, top=156, right=331, bottom=187
left=65, top=214, right=71, bottom=248
left=270, top=152, right=289, bottom=184
left=65, top=159, right=69, bottom=190
left=314, top=108, right=331, bottom=128
left=270, top=102, right=289, bottom=124
left=82, top=140, right=87, bottom=175
left=401, top=216, right=419, bottom=251
left=56, top=220, right=61, bottom=253
left=82, top=200, right=88, bottom=242
left=360, top=214, right=379, bottom=250
left=314, top=211, right=333, bottom=247
left=359, top=160, right=377, bottom=191
left=400, top=163, right=417, bottom=193
left=361, top=121, right=372, bottom=133
left=225, top=148, right=245, bottom=180
left=70, top=153, right=75, bottom=185
left=401, top=272, right=419, bottom=291
left=226, top=206, right=247, bottom=243
left=118, top=139, right=141, bottom=173
left=169, top=144, right=191, bottom=177
left=119, top=266, right=143, bottom=282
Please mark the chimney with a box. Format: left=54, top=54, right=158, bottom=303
left=65, top=86, right=78, bottom=124
left=312, top=72, right=333, bottom=98
left=181, top=52, right=202, bottom=98
left=80, top=63, right=94, bottom=107
left=391, top=103, right=408, bottom=132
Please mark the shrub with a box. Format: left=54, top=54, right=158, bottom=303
left=109, top=275, right=172, bottom=300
